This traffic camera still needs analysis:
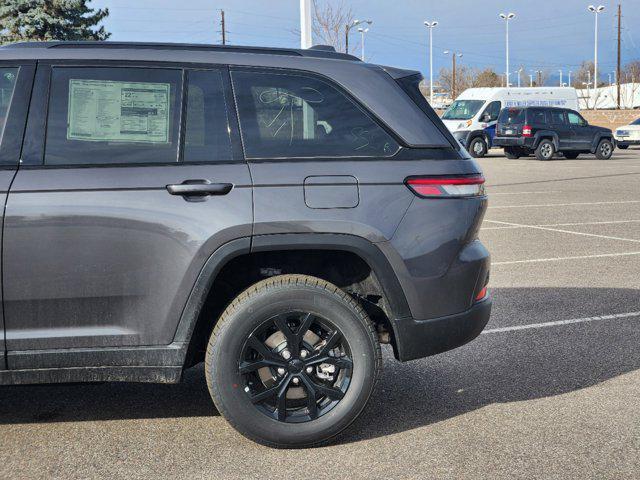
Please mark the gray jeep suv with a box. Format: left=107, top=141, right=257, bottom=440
left=0, top=41, right=491, bottom=447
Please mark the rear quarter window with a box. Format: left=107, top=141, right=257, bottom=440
left=0, top=67, right=19, bottom=145
left=231, top=69, right=400, bottom=159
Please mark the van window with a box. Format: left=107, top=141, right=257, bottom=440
left=480, top=101, right=501, bottom=122
left=442, top=100, right=485, bottom=120
left=0, top=68, right=19, bottom=145
left=548, top=110, right=566, bottom=125
left=231, top=69, right=399, bottom=159
left=183, top=70, right=233, bottom=162
left=45, top=67, right=182, bottom=165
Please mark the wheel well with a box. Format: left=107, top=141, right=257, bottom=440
left=184, top=249, right=396, bottom=367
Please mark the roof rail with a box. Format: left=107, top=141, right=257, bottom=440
left=2, top=41, right=360, bottom=61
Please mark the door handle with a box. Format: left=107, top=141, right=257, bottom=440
left=166, top=180, right=233, bottom=197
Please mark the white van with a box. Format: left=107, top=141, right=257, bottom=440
left=442, top=87, right=579, bottom=157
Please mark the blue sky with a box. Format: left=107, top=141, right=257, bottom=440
left=91, top=0, right=638, bottom=83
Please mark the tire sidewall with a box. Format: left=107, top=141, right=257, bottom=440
left=207, top=281, right=378, bottom=447
left=536, top=140, right=555, bottom=160
left=596, top=139, right=614, bottom=159
left=469, top=137, right=487, bottom=158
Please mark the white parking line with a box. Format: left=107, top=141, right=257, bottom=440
left=485, top=219, right=640, bottom=243
left=488, top=200, right=640, bottom=209
left=489, top=190, right=561, bottom=195
left=482, top=311, right=640, bottom=334
left=482, top=219, right=640, bottom=231
left=493, top=251, right=640, bottom=265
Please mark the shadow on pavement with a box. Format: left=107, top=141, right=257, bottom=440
left=0, top=287, right=638, bottom=442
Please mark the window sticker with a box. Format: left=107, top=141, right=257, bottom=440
left=67, top=79, right=170, bottom=143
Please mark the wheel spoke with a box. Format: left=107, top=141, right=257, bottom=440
left=317, top=330, right=341, bottom=356
left=276, top=376, right=291, bottom=421
left=305, top=354, right=352, bottom=370
left=296, top=312, right=314, bottom=341
left=251, top=383, right=279, bottom=404
left=306, top=376, right=345, bottom=401
left=239, top=359, right=279, bottom=374
left=299, top=375, right=318, bottom=419
left=247, top=335, right=286, bottom=365
left=274, top=316, right=299, bottom=357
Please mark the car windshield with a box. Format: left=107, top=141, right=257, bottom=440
left=442, top=100, right=485, bottom=120
left=498, top=108, right=525, bottom=124
left=631, top=118, right=640, bottom=126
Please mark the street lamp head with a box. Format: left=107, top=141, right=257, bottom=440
left=507, top=12, right=515, bottom=19
left=458, top=53, right=463, bottom=58
left=443, top=50, right=449, bottom=54
left=424, top=20, right=438, bottom=27
left=597, top=5, right=605, bottom=12
left=588, top=5, right=595, bottom=12
left=499, top=12, right=515, bottom=20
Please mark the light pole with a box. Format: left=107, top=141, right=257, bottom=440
left=499, top=12, right=516, bottom=87
left=559, top=69, right=563, bottom=86
left=588, top=5, right=605, bottom=109
left=529, top=74, right=534, bottom=87
left=357, top=25, right=370, bottom=61
left=424, top=21, right=438, bottom=104
left=568, top=70, right=572, bottom=87
left=299, top=0, right=312, bottom=49
left=517, top=67, right=523, bottom=87
left=345, top=19, right=371, bottom=54
left=444, top=50, right=463, bottom=99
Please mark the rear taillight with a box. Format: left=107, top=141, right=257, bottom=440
left=475, top=286, right=488, bottom=301
left=405, top=175, right=485, bottom=198
left=522, top=125, right=532, bottom=137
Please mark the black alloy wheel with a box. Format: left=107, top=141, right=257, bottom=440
left=239, top=311, right=353, bottom=423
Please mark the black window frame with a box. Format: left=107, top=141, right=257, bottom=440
left=0, top=61, right=36, bottom=167
left=230, top=65, right=404, bottom=161
left=547, top=109, right=567, bottom=125
left=21, top=60, right=243, bottom=169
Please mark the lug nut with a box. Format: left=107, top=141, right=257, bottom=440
left=292, top=377, right=300, bottom=385
left=300, top=349, right=308, bottom=358
left=306, top=366, right=313, bottom=374
left=281, top=349, right=291, bottom=360
left=277, top=367, right=286, bottom=376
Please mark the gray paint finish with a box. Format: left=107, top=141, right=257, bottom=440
left=3, top=164, right=252, bottom=350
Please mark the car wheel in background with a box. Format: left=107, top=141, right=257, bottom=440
left=563, top=152, right=580, bottom=159
left=535, top=139, right=555, bottom=161
left=205, top=274, right=381, bottom=448
left=469, top=137, right=488, bottom=158
left=504, top=147, right=521, bottom=159
left=595, top=139, right=614, bottom=160
left=617, top=144, right=629, bottom=150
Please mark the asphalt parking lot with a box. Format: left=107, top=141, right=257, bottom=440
left=1, top=149, right=639, bottom=479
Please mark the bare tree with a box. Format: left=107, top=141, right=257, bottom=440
left=438, top=65, right=475, bottom=96
left=473, top=68, right=502, bottom=88
left=311, top=0, right=354, bottom=53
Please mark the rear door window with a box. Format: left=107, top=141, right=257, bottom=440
left=231, top=69, right=399, bottom=159
left=183, top=69, right=233, bottom=162
left=44, top=67, right=182, bottom=165
left=0, top=67, right=19, bottom=145
left=548, top=110, right=567, bottom=125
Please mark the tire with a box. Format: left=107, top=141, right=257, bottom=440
left=617, top=144, right=629, bottom=150
left=504, top=147, right=521, bottom=159
left=469, top=137, right=488, bottom=158
left=205, top=274, right=381, bottom=448
left=595, top=139, right=614, bottom=160
left=535, top=139, right=555, bottom=160
left=563, top=152, right=580, bottom=159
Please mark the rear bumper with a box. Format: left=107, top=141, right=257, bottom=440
left=493, top=136, right=534, bottom=148
left=615, top=139, right=640, bottom=145
left=390, top=297, right=492, bottom=361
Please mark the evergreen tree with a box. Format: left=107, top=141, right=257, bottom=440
left=0, top=0, right=110, bottom=44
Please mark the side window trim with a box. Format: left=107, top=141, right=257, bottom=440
left=229, top=65, right=402, bottom=160
left=21, top=63, right=51, bottom=166
left=0, top=62, right=36, bottom=167
left=181, top=65, right=244, bottom=164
